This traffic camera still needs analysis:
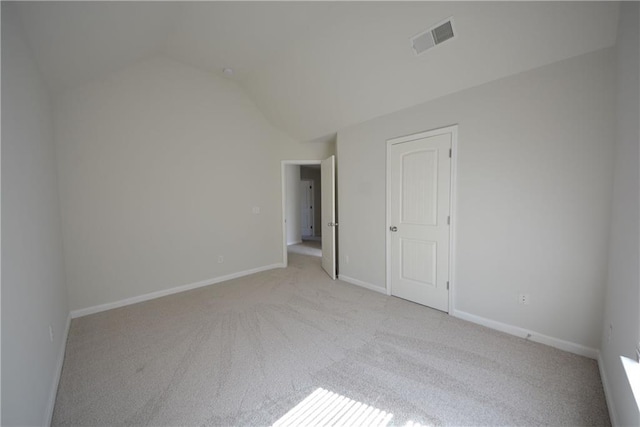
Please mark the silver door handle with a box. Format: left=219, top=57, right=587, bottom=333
left=328, top=222, right=338, bottom=227
left=389, top=226, right=398, bottom=232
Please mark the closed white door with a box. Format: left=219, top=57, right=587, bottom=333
left=300, top=180, right=314, bottom=237
left=387, top=128, right=453, bottom=311
left=321, top=156, right=336, bottom=279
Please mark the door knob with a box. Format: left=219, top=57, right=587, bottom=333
left=389, top=226, right=398, bottom=232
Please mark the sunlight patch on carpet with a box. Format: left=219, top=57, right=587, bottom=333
left=272, top=388, right=393, bottom=427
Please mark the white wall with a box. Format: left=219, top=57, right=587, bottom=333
left=337, top=47, right=615, bottom=352
left=1, top=4, right=70, bottom=425
left=600, top=3, right=640, bottom=425
left=279, top=136, right=334, bottom=161
left=285, top=165, right=301, bottom=245
left=54, top=56, right=327, bottom=312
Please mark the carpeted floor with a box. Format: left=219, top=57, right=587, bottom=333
left=53, top=252, right=610, bottom=426
left=288, top=239, right=322, bottom=258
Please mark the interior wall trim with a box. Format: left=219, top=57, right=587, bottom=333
left=70, top=263, right=285, bottom=319
left=452, top=309, right=599, bottom=359
left=46, top=313, right=72, bottom=426
left=598, top=352, right=619, bottom=426
left=338, top=275, right=387, bottom=295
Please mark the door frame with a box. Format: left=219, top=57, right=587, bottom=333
left=385, top=124, right=458, bottom=313
left=281, top=160, right=321, bottom=267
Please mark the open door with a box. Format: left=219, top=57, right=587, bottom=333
left=321, top=155, right=337, bottom=279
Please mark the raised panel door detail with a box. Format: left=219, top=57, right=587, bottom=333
left=400, top=238, right=436, bottom=286
left=401, top=149, right=438, bottom=226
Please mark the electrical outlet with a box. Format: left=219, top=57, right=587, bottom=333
left=518, top=293, right=530, bottom=305
left=218, top=256, right=224, bottom=264
left=252, top=207, right=260, bottom=214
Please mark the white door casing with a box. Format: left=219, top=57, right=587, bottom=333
left=387, top=127, right=455, bottom=312
left=321, top=155, right=337, bottom=279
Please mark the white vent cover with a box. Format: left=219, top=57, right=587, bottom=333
left=411, top=18, right=455, bottom=55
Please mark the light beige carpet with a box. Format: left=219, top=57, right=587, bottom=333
left=288, top=240, right=322, bottom=258
left=53, top=253, right=610, bottom=426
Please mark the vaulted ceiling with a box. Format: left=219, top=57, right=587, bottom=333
left=15, top=1, right=620, bottom=142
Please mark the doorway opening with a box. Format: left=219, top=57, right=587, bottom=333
left=283, top=163, right=322, bottom=258
left=281, top=157, right=337, bottom=279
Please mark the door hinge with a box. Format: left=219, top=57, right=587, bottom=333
left=447, top=281, right=450, bottom=290
left=449, top=148, right=452, bottom=158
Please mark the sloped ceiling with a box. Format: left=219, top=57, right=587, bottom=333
left=15, top=2, right=181, bottom=93
left=15, top=1, right=620, bottom=142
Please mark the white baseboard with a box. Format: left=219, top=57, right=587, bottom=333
left=338, top=274, right=387, bottom=295
left=452, top=309, right=599, bottom=359
left=70, top=263, right=285, bottom=318
left=598, top=352, right=619, bottom=426
left=46, top=312, right=71, bottom=426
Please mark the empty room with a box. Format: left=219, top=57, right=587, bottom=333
left=2, top=1, right=639, bottom=426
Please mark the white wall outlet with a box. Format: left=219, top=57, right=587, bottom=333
left=252, top=207, right=260, bottom=214
left=218, top=255, right=224, bottom=264
left=518, top=293, right=530, bottom=305
left=49, top=324, right=54, bottom=343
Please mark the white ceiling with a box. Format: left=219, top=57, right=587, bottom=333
left=15, top=1, right=620, bottom=142
left=16, top=2, right=180, bottom=93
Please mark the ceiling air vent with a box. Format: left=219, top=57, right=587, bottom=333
left=411, top=18, right=455, bottom=56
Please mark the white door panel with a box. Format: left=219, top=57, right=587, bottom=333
left=321, top=156, right=336, bottom=279
left=300, top=180, right=314, bottom=237
left=388, top=130, right=453, bottom=311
